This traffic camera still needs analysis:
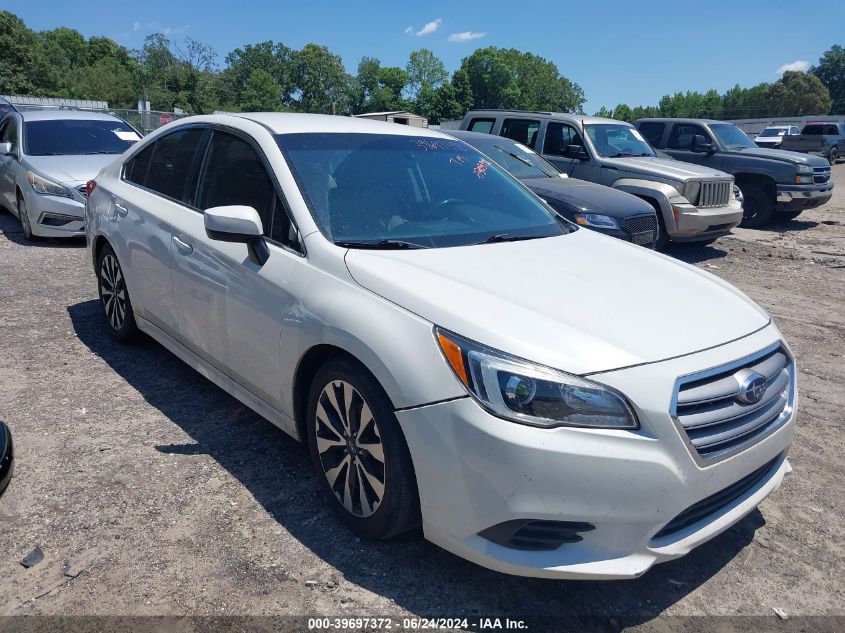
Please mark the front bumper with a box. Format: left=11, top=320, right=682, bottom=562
left=22, top=188, right=85, bottom=238
left=669, top=200, right=743, bottom=242
left=776, top=184, right=833, bottom=211
left=397, top=325, right=794, bottom=579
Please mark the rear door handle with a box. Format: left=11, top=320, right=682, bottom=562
left=172, top=235, right=193, bottom=255
left=113, top=202, right=129, bottom=217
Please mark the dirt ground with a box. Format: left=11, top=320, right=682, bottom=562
left=0, top=164, right=842, bottom=629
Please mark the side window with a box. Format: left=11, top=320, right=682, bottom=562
left=198, top=131, right=298, bottom=248
left=637, top=122, right=665, bottom=147
left=542, top=122, right=582, bottom=156
left=124, top=143, right=156, bottom=187
left=143, top=128, right=206, bottom=202
left=667, top=124, right=707, bottom=150
left=467, top=118, right=496, bottom=134
left=791, top=127, right=800, bottom=135
left=1, top=118, right=18, bottom=152
left=500, top=118, right=540, bottom=148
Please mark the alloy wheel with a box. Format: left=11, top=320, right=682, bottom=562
left=314, top=380, right=386, bottom=517
left=18, top=197, right=33, bottom=240
left=100, top=254, right=128, bottom=331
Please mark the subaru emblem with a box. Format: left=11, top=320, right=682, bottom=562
left=734, top=369, right=768, bottom=405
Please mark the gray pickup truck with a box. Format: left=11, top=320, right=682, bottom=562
left=460, top=110, right=742, bottom=249
left=781, top=121, right=845, bottom=164
left=636, top=118, right=833, bottom=227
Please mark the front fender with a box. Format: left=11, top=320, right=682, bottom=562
left=612, top=178, right=682, bottom=223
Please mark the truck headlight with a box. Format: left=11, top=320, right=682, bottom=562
left=27, top=171, right=72, bottom=198
left=435, top=328, right=639, bottom=429
left=683, top=181, right=700, bottom=204
left=573, top=213, right=619, bottom=229
left=796, top=165, right=813, bottom=184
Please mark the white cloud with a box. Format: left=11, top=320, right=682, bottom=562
left=406, top=18, right=442, bottom=37
left=777, top=60, right=810, bottom=74
left=132, top=21, right=190, bottom=36
left=132, top=21, right=141, bottom=31
left=448, top=31, right=486, bottom=42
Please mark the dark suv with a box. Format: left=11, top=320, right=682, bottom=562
left=636, top=118, right=832, bottom=227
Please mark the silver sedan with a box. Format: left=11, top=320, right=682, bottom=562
left=0, top=110, right=140, bottom=240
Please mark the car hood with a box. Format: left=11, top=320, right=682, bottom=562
left=522, top=177, right=654, bottom=217
left=602, top=155, right=730, bottom=182
left=344, top=229, right=770, bottom=375
left=734, top=146, right=829, bottom=167
left=25, top=155, right=119, bottom=185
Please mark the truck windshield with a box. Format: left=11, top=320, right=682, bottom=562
left=276, top=133, right=572, bottom=249
left=711, top=124, right=757, bottom=150
left=585, top=124, right=655, bottom=158
left=758, top=128, right=787, bottom=137
left=24, top=119, right=140, bottom=156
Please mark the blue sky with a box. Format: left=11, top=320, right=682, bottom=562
left=6, top=0, right=842, bottom=113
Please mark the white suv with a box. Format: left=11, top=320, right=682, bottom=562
left=85, top=114, right=796, bottom=580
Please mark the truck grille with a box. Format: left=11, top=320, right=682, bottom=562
left=652, top=454, right=783, bottom=540
left=671, top=344, right=794, bottom=462
left=813, top=166, right=831, bottom=184
left=696, top=181, right=731, bottom=208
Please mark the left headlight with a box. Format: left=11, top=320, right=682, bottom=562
left=573, top=213, right=619, bottom=229
left=26, top=171, right=72, bottom=198
left=435, top=328, right=639, bottom=429
left=795, top=164, right=813, bottom=184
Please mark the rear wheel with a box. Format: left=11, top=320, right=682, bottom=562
left=97, top=244, right=139, bottom=342
left=738, top=184, right=774, bottom=228
left=16, top=194, right=35, bottom=241
left=829, top=147, right=839, bottom=164
left=306, top=357, right=420, bottom=539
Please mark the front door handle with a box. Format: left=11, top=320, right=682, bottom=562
left=113, top=202, right=129, bottom=217
left=173, top=235, right=193, bottom=255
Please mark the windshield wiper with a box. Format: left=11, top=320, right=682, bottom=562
left=335, top=239, right=428, bottom=250
left=478, top=233, right=547, bottom=244
left=493, top=145, right=533, bottom=167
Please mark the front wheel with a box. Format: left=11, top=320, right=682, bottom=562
left=16, top=194, right=36, bottom=241
left=738, top=184, right=774, bottom=228
left=829, top=147, right=839, bottom=164
left=97, top=244, right=139, bottom=342
left=306, top=357, right=420, bottom=539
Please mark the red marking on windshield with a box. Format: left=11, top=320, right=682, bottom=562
left=473, top=159, right=490, bottom=179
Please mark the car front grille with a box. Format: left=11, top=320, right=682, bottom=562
left=696, top=180, right=731, bottom=208
left=623, top=213, right=657, bottom=236
left=652, top=453, right=783, bottom=540
left=671, top=344, right=794, bottom=462
left=813, top=166, right=831, bottom=184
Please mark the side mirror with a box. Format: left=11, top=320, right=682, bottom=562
left=691, top=135, right=715, bottom=153
left=563, top=144, right=589, bottom=160
left=204, top=205, right=269, bottom=265
left=0, top=142, right=13, bottom=156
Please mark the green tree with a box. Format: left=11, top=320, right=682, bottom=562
left=239, top=68, right=284, bottom=111
left=0, top=11, right=39, bottom=94
left=292, top=43, right=349, bottom=114
left=812, top=45, right=845, bottom=114
left=406, top=48, right=447, bottom=98
left=766, top=71, right=831, bottom=116
left=80, top=57, right=136, bottom=107
left=221, top=41, right=295, bottom=108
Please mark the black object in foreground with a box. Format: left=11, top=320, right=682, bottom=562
left=0, top=420, right=13, bottom=496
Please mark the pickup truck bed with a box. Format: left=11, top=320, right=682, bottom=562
left=782, top=123, right=845, bottom=163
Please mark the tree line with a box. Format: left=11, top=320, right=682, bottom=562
left=1, top=11, right=844, bottom=123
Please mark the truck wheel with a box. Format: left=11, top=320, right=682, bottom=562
left=738, top=184, right=773, bottom=228
left=829, top=148, right=838, bottom=164
left=776, top=210, right=803, bottom=222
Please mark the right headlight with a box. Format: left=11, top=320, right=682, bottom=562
left=682, top=180, right=700, bottom=204
left=27, top=171, right=72, bottom=198
left=796, top=164, right=813, bottom=184
left=435, top=328, right=639, bottom=429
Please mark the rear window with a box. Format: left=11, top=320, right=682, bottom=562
left=500, top=118, right=540, bottom=148
left=126, top=127, right=205, bottom=203
left=24, top=119, right=140, bottom=156
left=802, top=124, right=839, bottom=135
left=637, top=122, right=665, bottom=147
left=467, top=118, right=496, bottom=134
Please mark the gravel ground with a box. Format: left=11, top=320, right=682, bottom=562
left=0, top=165, right=843, bottom=628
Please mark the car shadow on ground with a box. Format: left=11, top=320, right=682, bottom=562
left=668, top=242, right=729, bottom=265
left=0, top=211, right=86, bottom=248
left=67, top=298, right=764, bottom=623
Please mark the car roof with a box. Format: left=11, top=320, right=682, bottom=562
left=445, top=129, right=503, bottom=141
left=206, top=112, right=447, bottom=137
left=19, top=109, right=127, bottom=123
left=635, top=117, right=727, bottom=126
left=465, top=109, right=623, bottom=126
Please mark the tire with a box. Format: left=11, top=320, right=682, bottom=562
left=776, top=210, right=804, bottom=222
left=96, top=244, right=139, bottom=342
left=829, top=147, right=838, bottom=164
left=738, top=184, right=774, bottom=228
left=16, top=194, right=36, bottom=241
left=306, top=357, right=420, bottom=539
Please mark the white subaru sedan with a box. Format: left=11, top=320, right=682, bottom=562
left=85, top=114, right=796, bottom=579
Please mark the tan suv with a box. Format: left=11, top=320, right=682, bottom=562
left=459, top=110, right=743, bottom=249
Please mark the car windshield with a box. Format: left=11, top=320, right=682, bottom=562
left=24, top=119, right=140, bottom=156
left=759, top=128, right=786, bottom=137
left=276, top=133, right=572, bottom=248
left=584, top=124, right=655, bottom=157
left=710, top=124, right=757, bottom=150
left=466, top=137, right=560, bottom=179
